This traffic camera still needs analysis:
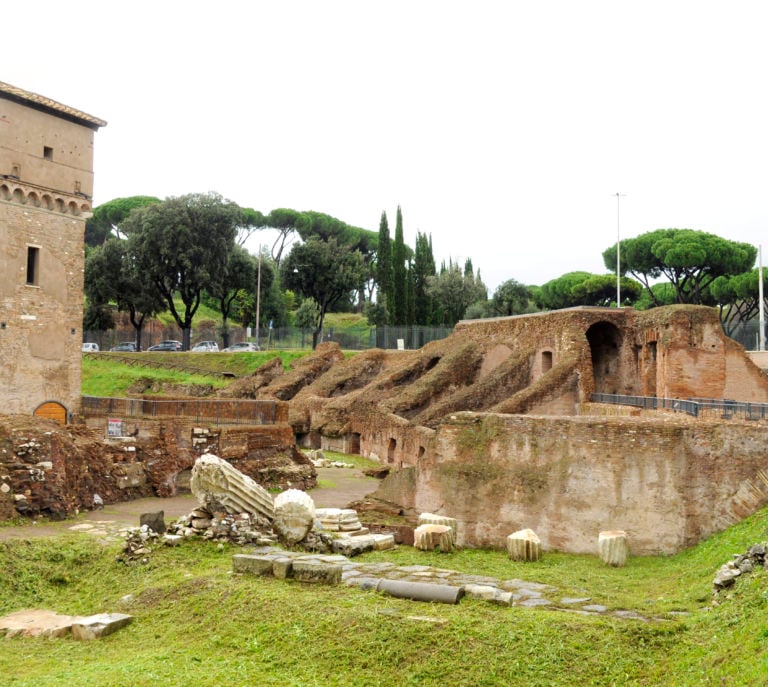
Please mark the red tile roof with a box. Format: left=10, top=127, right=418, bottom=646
left=0, top=80, right=107, bottom=129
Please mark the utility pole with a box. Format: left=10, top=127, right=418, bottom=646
left=615, top=193, right=626, bottom=307
left=255, top=244, right=262, bottom=350
left=760, top=244, right=765, bottom=351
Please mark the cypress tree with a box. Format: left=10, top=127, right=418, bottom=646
left=376, top=211, right=393, bottom=321
left=414, top=231, right=436, bottom=325
left=392, top=205, right=407, bottom=325
left=406, top=258, right=416, bottom=326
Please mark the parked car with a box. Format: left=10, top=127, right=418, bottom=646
left=110, top=341, right=137, bottom=352
left=191, top=340, right=219, bottom=352
left=147, top=340, right=183, bottom=352
left=221, top=342, right=260, bottom=352
left=82, top=342, right=99, bottom=352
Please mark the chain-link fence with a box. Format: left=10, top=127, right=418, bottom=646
left=726, top=319, right=766, bottom=351
left=84, top=323, right=453, bottom=352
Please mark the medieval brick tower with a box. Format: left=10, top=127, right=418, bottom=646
left=0, top=81, right=106, bottom=423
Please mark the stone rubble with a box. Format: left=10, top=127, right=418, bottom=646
left=304, top=449, right=354, bottom=469
left=712, top=542, right=767, bottom=596
left=117, top=455, right=391, bottom=565
left=315, top=507, right=364, bottom=532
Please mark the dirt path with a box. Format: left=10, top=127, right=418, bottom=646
left=0, top=467, right=379, bottom=541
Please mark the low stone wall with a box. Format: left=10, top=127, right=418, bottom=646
left=0, top=413, right=313, bottom=518
left=373, top=412, right=768, bottom=555
left=82, top=396, right=288, bottom=424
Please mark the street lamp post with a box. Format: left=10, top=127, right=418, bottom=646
left=615, top=192, right=626, bottom=307
left=255, top=245, right=262, bottom=350
left=760, top=244, right=765, bottom=351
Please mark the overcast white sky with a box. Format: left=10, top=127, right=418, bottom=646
left=5, top=1, right=768, bottom=293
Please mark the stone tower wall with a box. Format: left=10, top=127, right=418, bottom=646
left=0, top=82, right=104, bottom=419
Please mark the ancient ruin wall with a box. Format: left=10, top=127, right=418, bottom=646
left=0, top=412, right=315, bottom=518
left=373, top=412, right=768, bottom=555
left=723, top=337, right=768, bottom=402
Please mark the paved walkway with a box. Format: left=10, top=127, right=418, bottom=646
left=234, top=547, right=658, bottom=621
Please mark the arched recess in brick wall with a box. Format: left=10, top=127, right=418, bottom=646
left=586, top=321, right=622, bottom=394
left=0, top=182, right=90, bottom=215
left=33, top=400, right=68, bottom=426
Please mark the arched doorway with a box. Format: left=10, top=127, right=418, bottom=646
left=586, top=321, right=622, bottom=394
left=33, top=400, right=68, bottom=425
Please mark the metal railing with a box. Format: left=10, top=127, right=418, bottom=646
left=591, top=393, right=768, bottom=420
left=81, top=396, right=279, bottom=426
left=84, top=324, right=453, bottom=352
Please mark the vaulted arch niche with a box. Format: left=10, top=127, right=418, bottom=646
left=586, top=321, right=623, bottom=395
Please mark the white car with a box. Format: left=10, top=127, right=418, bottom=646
left=192, top=341, right=219, bottom=352
left=222, top=342, right=259, bottom=352
left=82, top=342, right=99, bottom=352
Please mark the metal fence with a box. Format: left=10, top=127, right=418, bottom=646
left=726, top=319, right=764, bottom=351
left=84, top=324, right=453, bottom=352
left=591, top=393, right=768, bottom=420
left=81, top=396, right=279, bottom=426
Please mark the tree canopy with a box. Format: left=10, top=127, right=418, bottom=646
left=85, top=196, right=160, bottom=247
left=603, top=228, right=756, bottom=306
left=710, top=268, right=767, bottom=336
left=427, top=260, right=487, bottom=326
left=206, top=244, right=259, bottom=348
left=413, top=232, right=436, bottom=324
left=123, top=192, right=240, bottom=349
left=84, top=238, right=166, bottom=348
left=280, top=236, right=367, bottom=347
left=535, top=272, right=641, bottom=309
left=491, top=279, right=532, bottom=316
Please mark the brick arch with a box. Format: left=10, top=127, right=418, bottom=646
left=27, top=191, right=40, bottom=207
left=586, top=320, right=623, bottom=395
left=33, top=400, right=69, bottom=426
left=0, top=183, right=10, bottom=200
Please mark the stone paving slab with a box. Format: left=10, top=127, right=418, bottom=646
left=0, top=609, right=133, bottom=639
left=236, top=546, right=657, bottom=620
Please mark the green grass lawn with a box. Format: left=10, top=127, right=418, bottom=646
left=1, top=507, right=767, bottom=686
left=83, top=351, right=311, bottom=397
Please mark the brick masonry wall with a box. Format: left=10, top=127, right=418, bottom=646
left=373, top=411, right=768, bottom=555
left=0, top=201, right=84, bottom=417
left=0, top=414, right=314, bottom=514
left=289, top=306, right=768, bottom=479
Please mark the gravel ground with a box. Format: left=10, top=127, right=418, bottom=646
left=0, top=467, right=379, bottom=541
